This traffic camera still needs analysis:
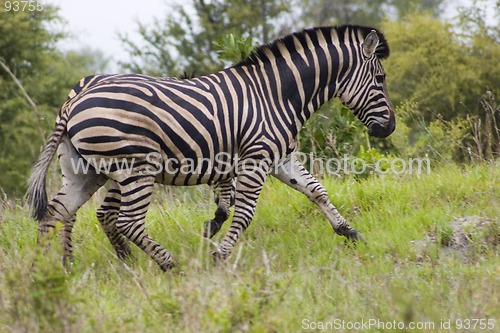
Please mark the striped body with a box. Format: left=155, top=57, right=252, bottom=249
left=28, top=25, right=395, bottom=271
left=65, top=72, right=287, bottom=186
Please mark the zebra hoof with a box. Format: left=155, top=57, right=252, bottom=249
left=212, top=247, right=230, bottom=265
left=203, top=220, right=222, bottom=239
left=62, top=256, right=74, bottom=272
left=159, top=258, right=179, bottom=272
left=115, top=246, right=133, bottom=261
left=212, top=252, right=227, bottom=267
left=344, top=229, right=367, bottom=247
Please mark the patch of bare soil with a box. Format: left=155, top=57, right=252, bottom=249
left=411, top=216, right=500, bottom=263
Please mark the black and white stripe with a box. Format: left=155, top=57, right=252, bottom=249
left=27, top=25, right=395, bottom=271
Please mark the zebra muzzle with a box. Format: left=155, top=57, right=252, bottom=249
left=368, top=118, right=395, bottom=138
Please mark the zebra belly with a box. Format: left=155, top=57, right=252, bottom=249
left=153, top=151, right=236, bottom=186
left=67, top=128, right=236, bottom=186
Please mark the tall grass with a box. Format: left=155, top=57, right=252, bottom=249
left=0, top=162, right=499, bottom=332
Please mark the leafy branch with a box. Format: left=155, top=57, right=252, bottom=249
left=0, top=59, right=45, bottom=141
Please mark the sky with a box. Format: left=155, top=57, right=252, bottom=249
left=49, top=0, right=497, bottom=73
left=49, top=0, right=168, bottom=71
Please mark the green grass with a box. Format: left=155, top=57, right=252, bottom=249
left=1, top=162, right=499, bottom=332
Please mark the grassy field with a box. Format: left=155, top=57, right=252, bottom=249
left=0, top=162, right=499, bottom=332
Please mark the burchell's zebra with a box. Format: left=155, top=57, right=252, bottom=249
left=27, top=25, right=395, bottom=271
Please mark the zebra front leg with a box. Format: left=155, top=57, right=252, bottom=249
left=212, top=164, right=268, bottom=262
left=116, top=176, right=176, bottom=272
left=203, top=178, right=235, bottom=238
left=271, top=155, right=366, bottom=244
left=96, top=181, right=132, bottom=260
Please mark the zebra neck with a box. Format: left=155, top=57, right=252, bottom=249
left=262, top=55, right=339, bottom=137
left=226, top=30, right=358, bottom=138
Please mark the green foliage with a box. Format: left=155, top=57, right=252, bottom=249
left=31, top=247, right=82, bottom=332
left=387, top=93, right=500, bottom=163
left=213, top=34, right=257, bottom=65
left=0, top=5, right=110, bottom=197
left=388, top=100, right=470, bottom=161
left=0, top=3, right=62, bottom=196
left=381, top=10, right=500, bottom=161
left=0, top=207, right=82, bottom=332
left=382, top=14, right=476, bottom=118
left=0, top=1, right=63, bottom=77
left=390, top=0, right=446, bottom=18
left=353, top=145, right=394, bottom=177
left=296, top=0, right=445, bottom=27
left=299, top=101, right=366, bottom=159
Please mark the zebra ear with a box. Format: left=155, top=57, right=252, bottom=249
left=363, top=30, right=379, bottom=58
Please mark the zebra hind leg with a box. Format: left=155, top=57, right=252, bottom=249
left=96, top=181, right=132, bottom=260
left=37, top=173, right=108, bottom=265
left=203, top=179, right=235, bottom=238
left=37, top=136, right=108, bottom=266
left=116, top=176, right=176, bottom=272
left=59, top=214, right=76, bottom=268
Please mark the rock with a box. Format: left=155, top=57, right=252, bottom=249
left=411, top=216, right=499, bottom=263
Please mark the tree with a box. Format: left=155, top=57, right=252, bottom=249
left=389, top=0, right=445, bottom=18
left=120, top=0, right=290, bottom=76
left=298, top=0, right=389, bottom=27
left=381, top=11, right=499, bottom=120
left=381, top=7, right=500, bottom=160
left=0, top=2, right=110, bottom=197
left=297, top=0, right=445, bottom=28
left=0, top=3, right=61, bottom=196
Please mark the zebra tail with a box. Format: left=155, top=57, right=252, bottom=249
left=26, top=111, right=68, bottom=221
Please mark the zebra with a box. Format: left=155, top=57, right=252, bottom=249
left=27, top=25, right=395, bottom=272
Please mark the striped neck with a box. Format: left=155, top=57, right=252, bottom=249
left=233, top=25, right=384, bottom=137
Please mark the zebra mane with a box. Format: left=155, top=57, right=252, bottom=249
left=235, top=25, right=390, bottom=67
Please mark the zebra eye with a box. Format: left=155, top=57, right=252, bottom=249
left=375, top=74, right=385, bottom=84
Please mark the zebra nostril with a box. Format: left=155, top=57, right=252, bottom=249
left=368, top=124, right=383, bottom=138
left=368, top=120, right=395, bottom=138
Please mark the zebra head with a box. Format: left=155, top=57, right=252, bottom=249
left=338, top=28, right=395, bottom=138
